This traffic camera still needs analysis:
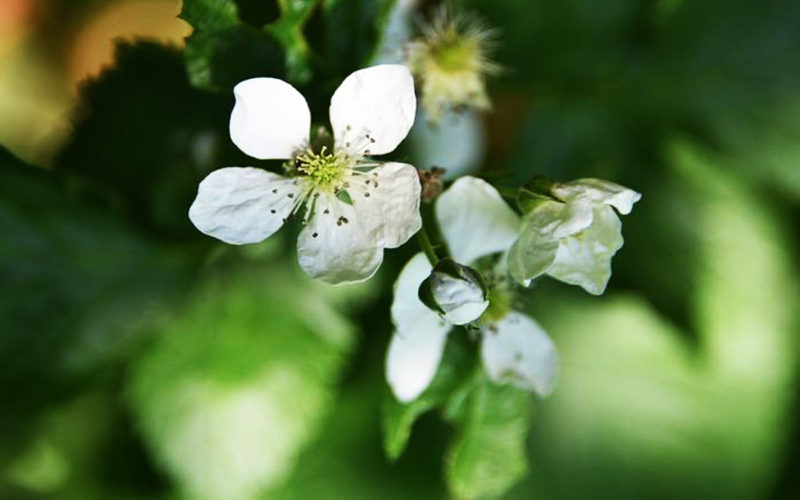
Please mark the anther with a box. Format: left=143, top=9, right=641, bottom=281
left=312, top=232, right=318, bottom=238
left=323, top=209, right=330, bottom=214
left=287, top=193, right=294, bottom=198
left=270, top=209, right=276, bottom=214
left=272, top=189, right=278, bottom=193
left=364, top=192, right=370, bottom=197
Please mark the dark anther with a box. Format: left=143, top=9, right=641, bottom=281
left=272, top=189, right=278, bottom=193
left=270, top=209, right=276, bottom=214
left=323, top=209, right=330, bottom=214
left=287, top=193, right=294, bottom=198
left=364, top=192, right=370, bottom=197
left=312, top=232, right=318, bottom=238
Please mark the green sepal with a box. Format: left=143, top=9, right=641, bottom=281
left=516, top=174, right=557, bottom=214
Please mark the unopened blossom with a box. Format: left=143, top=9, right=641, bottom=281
left=418, top=258, right=489, bottom=325
left=386, top=177, right=558, bottom=403
left=508, top=179, right=641, bottom=294
left=405, top=7, right=498, bottom=121
left=189, top=65, right=422, bottom=284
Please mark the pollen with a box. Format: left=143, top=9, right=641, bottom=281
left=295, top=146, right=352, bottom=192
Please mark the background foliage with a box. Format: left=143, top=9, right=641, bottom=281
left=1, top=0, right=799, bottom=499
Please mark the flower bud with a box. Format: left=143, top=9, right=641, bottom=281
left=405, top=6, right=498, bottom=121
left=418, top=258, right=489, bottom=325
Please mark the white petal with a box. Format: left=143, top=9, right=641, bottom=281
left=387, top=254, right=451, bottom=402
left=507, top=227, right=559, bottom=287
left=481, top=312, right=558, bottom=396
left=344, top=162, right=422, bottom=248
left=546, top=205, right=624, bottom=295
left=552, top=178, right=642, bottom=215
left=330, top=65, right=416, bottom=156
left=229, top=78, right=310, bottom=160
left=506, top=198, right=594, bottom=286
left=436, top=177, right=520, bottom=264
left=189, top=167, right=300, bottom=245
left=296, top=194, right=383, bottom=284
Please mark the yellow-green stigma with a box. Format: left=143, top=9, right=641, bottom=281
left=295, top=146, right=352, bottom=192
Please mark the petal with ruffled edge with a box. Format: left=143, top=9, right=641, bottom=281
left=330, top=65, right=416, bottom=156
left=229, top=78, right=311, bottom=160
left=481, top=312, right=558, bottom=396
left=506, top=198, right=594, bottom=286
left=387, top=253, right=451, bottom=402
left=189, top=167, right=301, bottom=245
left=552, top=178, right=641, bottom=215
left=343, top=162, right=422, bottom=248
left=546, top=204, right=623, bottom=295
left=436, top=177, right=520, bottom=264
left=296, top=192, right=383, bottom=285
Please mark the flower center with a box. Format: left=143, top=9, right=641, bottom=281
left=294, top=146, right=353, bottom=193
left=431, top=35, right=479, bottom=73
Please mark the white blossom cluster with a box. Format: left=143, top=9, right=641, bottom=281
left=188, top=60, right=639, bottom=404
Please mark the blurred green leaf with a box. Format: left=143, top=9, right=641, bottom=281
left=0, top=147, right=193, bottom=411
left=510, top=140, right=799, bottom=500
left=0, top=147, right=196, bottom=496
left=382, top=336, right=472, bottom=461
left=445, top=372, right=534, bottom=500
left=318, top=0, right=396, bottom=75
left=56, top=41, right=234, bottom=239
left=267, top=0, right=320, bottom=82
left=181, top=0, right=287, bottom=90
left=128, top=265, right=355, bottom=500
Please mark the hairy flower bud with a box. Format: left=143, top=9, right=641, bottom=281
left=405, top=6, right=498, bottom=121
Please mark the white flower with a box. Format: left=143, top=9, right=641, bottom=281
left=508, top=179, right=641, bottom=295
left=189, top=65, right=422, bottom=284
left=386, top=177, right=558, bottom=403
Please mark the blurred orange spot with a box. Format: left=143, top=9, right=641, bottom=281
left=69, top=0, right=192, bottom=88
left=0, top=0, right=37, bottom=53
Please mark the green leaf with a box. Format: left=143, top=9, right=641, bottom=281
left=128, top=265, right=355, bottom=500
left=56, top=41, right=233, bottom=239
left=382, top=336, right=472, bottom=461
left=516, top=175, right=555, bottom=214
left=321, top=0, right=396, bottom=75
left=179, top=0, right=239, bottom=31
left=267, top=0, right=321, bottom=83
left=445, top=373, right=534, bottom=500
left=0, top=147, right=195, bottom=438
left=181, top=0, right=287, bottom=90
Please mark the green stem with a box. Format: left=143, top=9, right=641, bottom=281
left=417, top=228, right=439, bottom=265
